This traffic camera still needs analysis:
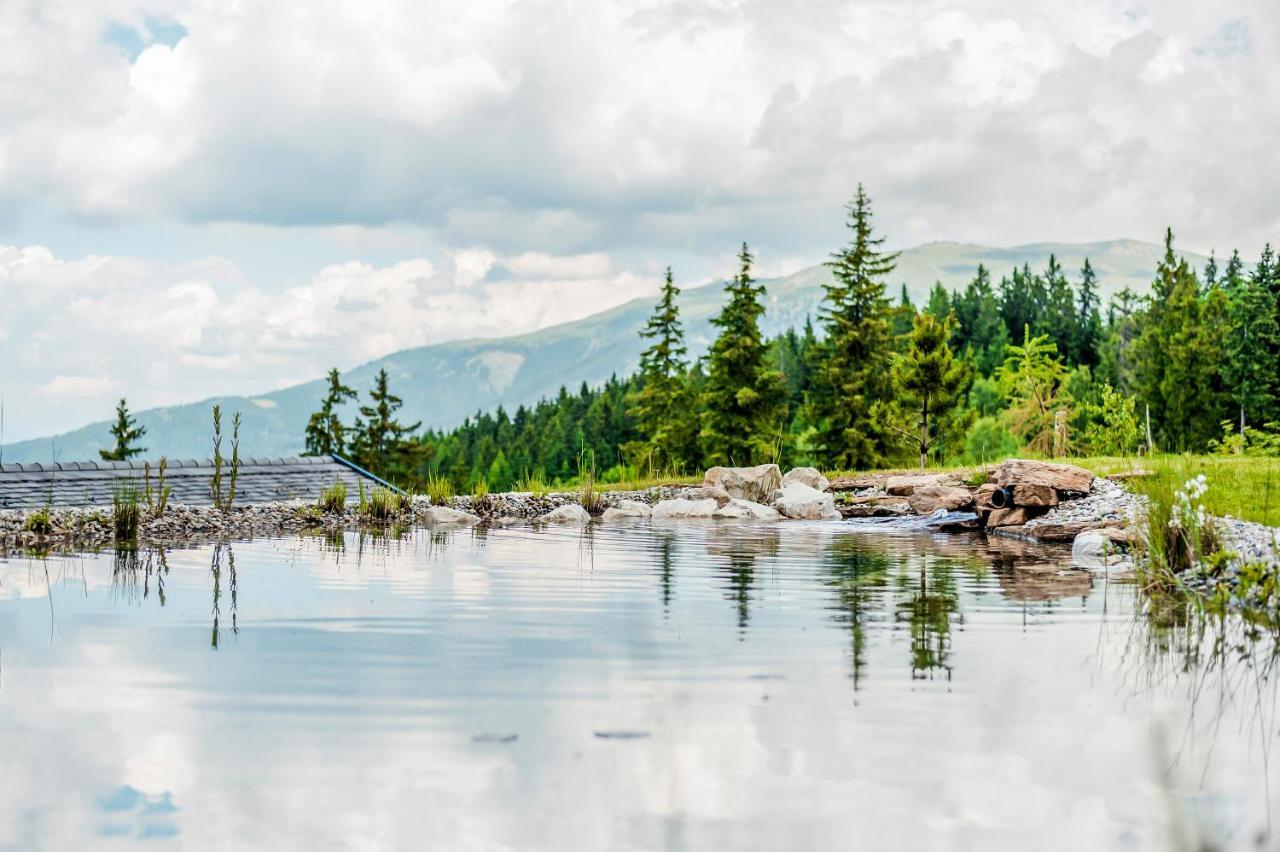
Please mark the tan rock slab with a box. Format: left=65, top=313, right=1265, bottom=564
left=1012, top=482, right=1059, bottom=507
left=991, top=459, right=1094, bottom=494
left=907, top=485, right=975, bottom=514
left=884, top=472, right=964, bottom=496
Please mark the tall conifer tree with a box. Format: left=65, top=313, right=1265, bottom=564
left=624, top=268, right=699, bottom=470
left=100, top=398, right=147, bottom=461
left=304, top=368, right=358, bottom=456
left=1073, top=258, right=1103, bottom=367
left=700, top=244, right=786, bottom=465
left=804, top=185, right=897, bottom=469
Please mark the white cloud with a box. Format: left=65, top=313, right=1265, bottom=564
left=0, top=243, right=657, bottom=441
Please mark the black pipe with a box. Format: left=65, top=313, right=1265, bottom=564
left=989, top=486, right=1015, bottom=509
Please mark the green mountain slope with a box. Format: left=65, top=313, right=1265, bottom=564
left=2, top=239, right=1201, bottom=462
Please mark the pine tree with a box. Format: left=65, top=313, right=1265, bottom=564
left=701, top=243, right=786, bottom=466
left=804, top=186, right=897, bottom=469
left=351, top=369, right=423, bottom=478
left=890, top=283, right=916, bottom=341
left=1072, top=258, right=1103, bottom=367
left=624, top=268, right=699, bottom=470
left=304, top=368, right=358, bottom=456
left=1040, top=255, right=1075, bottom=358
left=886, top=313, right=969, bottom=468
left=925, top=282, right=952, bottom=320
left=1203, top=251, right=1219, bottom=291
left=953, top=264, right=1005, bottom=375
left=99, top=398, right=147, bottom=461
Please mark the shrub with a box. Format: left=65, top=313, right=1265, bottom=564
left=963, top=417, right=1019, bottom=464
left=317, top=480, right=347, bottom=513
left=1082, top=383, right=1142, bottom=456
left=24, top=508, right=53, bottom=535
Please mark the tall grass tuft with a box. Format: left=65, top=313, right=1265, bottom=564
left=577, top=448, right=604, bottom=514
left=424, top=470, right=453, bottom=504
left=112, top=484, right=142, bottom=544
left=317, top=479, right=347, bottom=513
left=361, top=485, right=399, bottom=522
left=471, top=477, right=489, bottom=498
left=1137, top=472, right=1225, bottom=593
left=514, top=468, right=550, bottom=497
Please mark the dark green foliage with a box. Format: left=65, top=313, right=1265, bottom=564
left=1135, top=229, right=1230, bottom=451
left=885, top=313, right=970, bottom=468
left=351, top=369, right=423, bottom=480
left=1072, top=259, right=1103, bottom=367
left=623, top=268, right=700, bottom=470
left=419, top=375, right=641, bottom=492
left=305, top=368, right=358, bottom=456
left=700, top=243, right=786, bottom=466
left=1224, top=266, right=1280, bottom=432
left=100, top=398, right=147, bottom=461
left=805, top=186, right=897, bottom=469
left=951, top=265, right=1007, bottom=375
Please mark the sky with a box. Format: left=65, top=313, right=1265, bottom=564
left=1, top=0, right=1277, bottom=443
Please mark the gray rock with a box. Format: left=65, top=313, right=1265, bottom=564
left=773, top=482, right=840, bottom=520
left=713, top=499, right=783, bottom=521
left=1072, top=530, right=1131, bottom=572
left=540, top=504, right=592, bottom=524
left=601, top=500, right=652, bottom=522
left=702, top=464, right=782, bottom=504
left=651, top=498, right=719, bottom=519
left=424, top=506, right=482, bottom=526
left=781, top=467, right=829, bottom=492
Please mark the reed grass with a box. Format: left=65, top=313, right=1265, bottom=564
left=424, top=470, right=453, bottom=504
left=112, top=484, right=142, bottom=544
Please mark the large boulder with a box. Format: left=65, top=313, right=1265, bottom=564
left=991, top=459, right=1094, bottom=495
left=713, top=499, right=783, bottom=521
left=601, top=500, right=652, bottom=522
left=773, top=482, right=841, bottom=520
left=423, top=506, right=482, bottom=526
left=651, top=498, right=719, bottom=519
left=702, top=464, right=782, bottom=504
left=781, top=467, right=829, bottom=492
left=884, top=472, right=964, bottom=496
left=540, top=503, right=592, bottom=524
left=907, top=486, right=974, bottom=515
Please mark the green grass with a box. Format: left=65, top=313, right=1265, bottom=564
left=423, top=471, right=453, bottom=504
left=24, top=508, right=53, bottom=535
left=112, top=484, right=142, bottom=543
left=1073, top=455, right=1280, bottom=528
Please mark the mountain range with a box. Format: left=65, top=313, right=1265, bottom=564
left=2, top=238, right=1203, bottom=463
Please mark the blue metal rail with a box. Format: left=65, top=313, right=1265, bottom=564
left=329, top=453, right=407, bottom=496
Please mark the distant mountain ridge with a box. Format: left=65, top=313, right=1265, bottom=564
left=2, top=238, right=1205, bottom=462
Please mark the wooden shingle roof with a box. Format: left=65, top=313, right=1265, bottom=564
left=0, top=456, right=381, bottom=509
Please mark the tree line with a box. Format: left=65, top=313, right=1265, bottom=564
left=297, top=185, right=1280, bottom=490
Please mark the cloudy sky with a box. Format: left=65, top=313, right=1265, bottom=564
left=1, top=0, right=1277, bottom=442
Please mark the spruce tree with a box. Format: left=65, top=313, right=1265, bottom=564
left=887, top=313, right=969, bottom=468
left=701, top=243, right=786, bottom=466
left=100, top=398, right=147, bottom=461
left=1135, top=228, right=1227, bottom=450
left=624, top=268, right=699, bottom=470
left=351, top=369, right=423, bottom=478
left=304, top=368, right=358, bottom=456
left=804, top=186, right=897, bottom=469
left=1040, top=255, right=1076, bottom=358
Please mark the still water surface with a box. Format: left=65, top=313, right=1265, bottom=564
left=1, top=522, right=1277, bottom=850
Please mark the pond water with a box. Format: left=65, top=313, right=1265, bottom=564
left=1, top=522, right=1277, bottom=850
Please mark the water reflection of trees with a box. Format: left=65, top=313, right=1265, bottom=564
left=895, top=563, right=961, bottom=680
left=824, top=538, right=891, bottom=690
left=707, top=527, right=780, bottom=632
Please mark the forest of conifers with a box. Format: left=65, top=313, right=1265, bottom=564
left=303, top=186, right=1280, bottom=492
